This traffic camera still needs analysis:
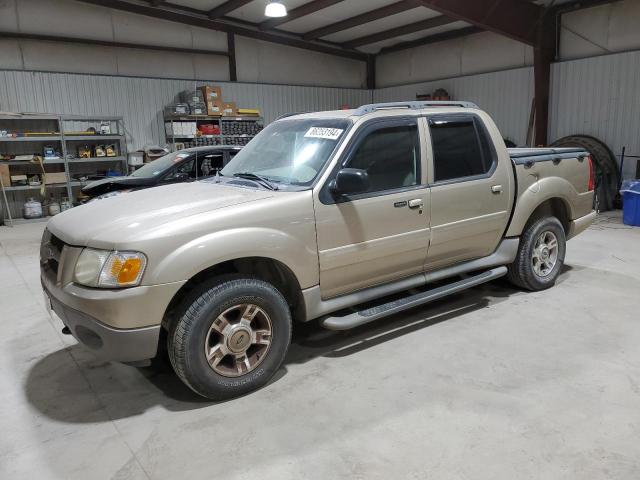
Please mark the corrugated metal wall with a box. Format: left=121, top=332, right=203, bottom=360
left=0, top=70, right=373, bottom=151
left=374, top=67, right=535, bottom=146
left=550, top=50, right=640, bottom=179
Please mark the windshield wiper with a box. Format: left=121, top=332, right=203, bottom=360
left=233, top=172, right=278, bottom=190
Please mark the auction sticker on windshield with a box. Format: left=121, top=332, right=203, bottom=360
left=304, top=127, right=344, bottom=140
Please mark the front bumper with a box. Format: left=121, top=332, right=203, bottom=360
left=45, top=289, right=162, bottom=363
left=41, top=252, right=185, bottom=362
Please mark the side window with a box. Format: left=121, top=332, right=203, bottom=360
left=199, top=154, right=224, bottom=177
left=430, top=117, right=494, bottom=182
left=346, top=123, right=420, bottom=194
left=165, top=158, right=195, bottom=180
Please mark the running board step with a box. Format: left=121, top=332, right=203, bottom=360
left=320, top=266, right=507, bottom=331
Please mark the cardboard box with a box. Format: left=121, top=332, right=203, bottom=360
left=44, top=172, right=67, bottom=185
left=201, top=86, right=223, bottom=116
left=206, top=99, right=224, bottom=116
left=221, top=102, right=237, bottom=116
left=201, top=86, right=222, bottom=101
left=0, top=165, right=10, bottom=187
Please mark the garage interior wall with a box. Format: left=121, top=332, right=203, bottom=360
left=1, top=0, right=640, bottom=180
left=0, top=70, right=372, bottom=152
left=0, top=0, right=367, bottom=88
left=374, top=0, right=640, bottom=180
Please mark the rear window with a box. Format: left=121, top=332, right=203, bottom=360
left=429, top=116, right=495, bottom=182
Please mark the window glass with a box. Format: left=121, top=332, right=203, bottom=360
left=221, top=119, right=350, bottom=185
left=130, top=151, right=188, bottom=178
left=347, top=124, right=420, bottom=194
left=199, top=154, right=224, bottom=177
left=430, top=118, right=492, bottom=182
left=165, top=159, right=195, bottom=180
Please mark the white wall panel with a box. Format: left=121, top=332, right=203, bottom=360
left=0, top=70, right=372, bottom=152
left=111, top=11, right=193, bottom=48
left=16, top=0, right=114, bottom=41
left=376, top=32, right=533, bottom=88
left=20, top=40, right=118, bottom=75
left=560, top=0, right=640, bottom=60
left=0, top=0, right=365, bottom=89
left=235, top=37, right=366, bottom=88
left=550, top=51, right=640, bottom=179
left=374, top=67, right=534, bottom=146
left=0, top=38, right=23, bottom=70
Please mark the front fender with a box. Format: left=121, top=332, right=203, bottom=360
left=145, top=227, right=319, bottom=288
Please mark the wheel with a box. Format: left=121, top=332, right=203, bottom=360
left=168, top=277, right=292, bottom=400
left=507, top=216, right=566, bottom=291
left=550, top=135, right=619, bottom=211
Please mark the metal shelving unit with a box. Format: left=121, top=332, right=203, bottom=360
left=164, top=114, right=263, bottom=151
left=0, top=114, right=127, bottom=225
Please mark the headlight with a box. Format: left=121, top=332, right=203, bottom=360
left=74, top=249, right=147, bottom=288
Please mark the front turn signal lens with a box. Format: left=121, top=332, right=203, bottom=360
left=98, top=252, right=147, bottom=287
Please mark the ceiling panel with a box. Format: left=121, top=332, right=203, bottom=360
left=322, top=7, right=443, bottom=43
left=276, top=0, right=406, bottom=34
left=357, top=20, right=469, bottom=53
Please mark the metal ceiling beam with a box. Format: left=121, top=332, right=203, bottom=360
left=413, top=0, right=548, bottom=47
left=0, top=31, right=230, bottom=56
left=303, top=0, right=422, bottom=41
left=259, top=0, right=346, bottom=30
left=208, top=0, right=253, bottom=20
left=550, top=0, right=622, bottom=13
left=343, top=15, right=456, bottom=49
left=378, top=26, right=482, bottom=54
left=74, top=0, right=367, bottom=61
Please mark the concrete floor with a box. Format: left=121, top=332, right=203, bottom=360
left=1, top=212, right=639, bottom=479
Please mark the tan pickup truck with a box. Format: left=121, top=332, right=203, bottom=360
left=41, top=101, right=596, bottom=399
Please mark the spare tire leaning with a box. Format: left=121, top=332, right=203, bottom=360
left=550, top=135, right=619, bottom=211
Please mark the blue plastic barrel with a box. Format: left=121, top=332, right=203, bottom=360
left=621, top=180, right=640, bottom=227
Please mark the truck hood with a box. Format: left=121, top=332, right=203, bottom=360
left=81, top=176, right=157, bottom=196
left=48, top=181, right=274, bottom=247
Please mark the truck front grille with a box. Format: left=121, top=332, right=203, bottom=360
left=40, top=230, right=65, bottom=276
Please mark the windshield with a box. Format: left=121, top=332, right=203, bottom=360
left=130, top=151, right=191, bottom=178
left=220, top=118, right=351, bottom=186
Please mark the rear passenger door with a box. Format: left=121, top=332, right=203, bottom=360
left=424, top=114, right=512, bottom=270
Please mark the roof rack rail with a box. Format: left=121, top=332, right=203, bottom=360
left=353, top=101, right=478, bottom=116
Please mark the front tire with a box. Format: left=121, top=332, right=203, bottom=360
left=507, top=216, right=566, bottom=291
left=168, top=277, right=292, bottom=400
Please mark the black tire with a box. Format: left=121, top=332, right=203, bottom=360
left=168, top=277, right=292, bottom=400
left=550, top=134, right=619, bottom=211
left=507, top=216, right=566, bottom=291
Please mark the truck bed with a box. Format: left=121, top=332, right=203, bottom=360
left=505, top=146, right=593, bottom=238
left=508, top=147, right=587, bottom=165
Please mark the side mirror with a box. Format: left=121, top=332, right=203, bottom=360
left=330, top=168, right=370, bottom=196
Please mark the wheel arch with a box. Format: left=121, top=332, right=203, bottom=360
left=507, top=194, right=572, bottom=237
left=162, top=256, right=307, bottom=332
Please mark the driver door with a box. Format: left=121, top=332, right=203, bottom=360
left=314, top=118, right=431, bottom=299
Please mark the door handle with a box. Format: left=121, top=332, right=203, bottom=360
left=408, top=198, right=423, bottom=209
left=491, top=185, right=503, bottom=194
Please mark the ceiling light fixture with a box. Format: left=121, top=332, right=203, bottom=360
left=265, top=1, right=287, bottom=18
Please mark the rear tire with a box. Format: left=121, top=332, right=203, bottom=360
left=168, top=277, right=292, bottom=400
left=507, top=216, right=566, bottom=291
